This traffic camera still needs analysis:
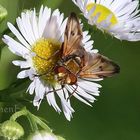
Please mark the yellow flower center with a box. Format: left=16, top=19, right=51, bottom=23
left=86, top=3, right=118, bottom=26
left=32, top=38, right=61, bottom=85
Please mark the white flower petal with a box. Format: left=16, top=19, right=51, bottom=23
left=27, top=80, right=36, bottom=95
left=7, top=22, right=30, bottom=49
left=35, top=78, right=42, bottom=97
left=12, top=60, right=31, bottom=68
left=58, top=18, right=68, bottom=41
left=66, top=85, right=92, bottom=106
left=3, top=35, right=29, bottom=58
left=73, top=85, right=96, bottom=102
left=55, top=85, right=74, bottom=121
left=33, top=95, right=42, bottom=109
left=31, top=9, right=40, bottom=40
left=39, top=6, right=51, bottom=37
left=17, top=69, right=30, bottom=79
left=16, top=17, right=32, bottom=46
left=46, top=89, right=61, bottom=113
left=21, top=11, right=36, bottom=44
left=43, top=9, right=61, bottom=40
left=38, top=81, right=46, bottom=99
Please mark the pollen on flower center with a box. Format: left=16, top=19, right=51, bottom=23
left=32, top=38, right=61, bottom=85
left=86, top=3, right=118, bottom=26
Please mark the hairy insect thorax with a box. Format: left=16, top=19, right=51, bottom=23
left=63, top=57, right=81, bottom=74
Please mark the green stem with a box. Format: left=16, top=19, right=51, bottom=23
left=26, top=112, right=38, bottom=132
left=9, top=107, right=52, bottom=133
left=10, top=107, right=28, bottom=121
left=9, top=107, right=38, bottom=132
left=30, top=113, right=52, bottom=133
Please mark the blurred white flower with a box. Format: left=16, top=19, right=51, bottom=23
left=72, top=0, right=140, bottom=41
left=28, top=131, right=58, bottom=140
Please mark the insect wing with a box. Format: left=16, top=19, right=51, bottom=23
left=62, top=12, right=83, bottom=57
left=79, top=53, right=120, bottom=79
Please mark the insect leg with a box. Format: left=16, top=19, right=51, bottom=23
left=33, top=50, right=61, bottom=78
left=67, top=84, right=78, bottom=101
left=35, top=49, right=61, bottom=61
left=46, top=85, right=65, bottom=95
left=46, top=50, right=61, bottom=61
left=33, top=66, right=55, bottom=78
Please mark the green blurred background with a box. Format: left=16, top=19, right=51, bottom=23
left=0, top=0, right=140, bottom=140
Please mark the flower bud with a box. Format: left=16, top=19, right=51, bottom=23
left=0, top=5, right=7, bottom=22
left=0, top=120, right=24, bottom=140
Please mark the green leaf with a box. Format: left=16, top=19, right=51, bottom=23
left=0, top=78, right=30, bottom=102
left=41, top=0, right=63, bottom=9
left=0, top=78, right=29, bottom=94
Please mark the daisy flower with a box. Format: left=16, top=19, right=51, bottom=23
left=72, top=0, right=140, bottom=41
left=3, top=6, right=101, bottom=121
